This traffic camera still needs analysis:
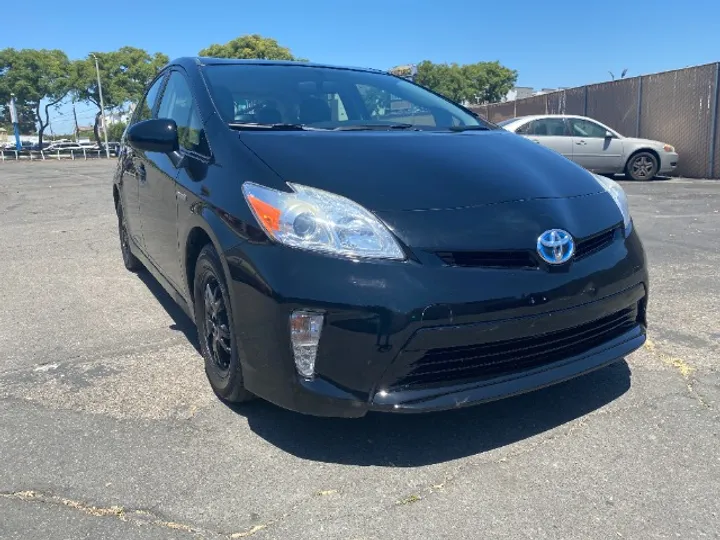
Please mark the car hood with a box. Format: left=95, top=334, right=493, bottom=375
left=375, top=193, right=622, bottom=252
left=238, top=129, right=605, bottom=212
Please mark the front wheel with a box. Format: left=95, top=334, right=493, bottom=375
left=193, top=244, right=255, bottom=404
left=626, top=152, right=658, bottom=181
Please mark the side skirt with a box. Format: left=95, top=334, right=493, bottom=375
left=127, top=235, right=196, bottom=324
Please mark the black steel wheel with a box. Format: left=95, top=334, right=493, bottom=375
left=193, top=244, right=254, bottom=403
left=117, top=203, right=143, bottom=272
left=626, top=152, right=658, bottom=181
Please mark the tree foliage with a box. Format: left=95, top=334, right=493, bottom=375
left=72, top=47, right=168, bottom=144
left=414, top=60, right=517, bottom=105
left=0, top=48, right=73, bottom=145
left=107, top=121, right=127, bottom=141
left=199, top=34, right=305, bottom=61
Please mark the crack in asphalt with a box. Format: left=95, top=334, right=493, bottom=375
left=0, top=489, right=275, bottom=539
left=0, top=334, right=193, bottom=379
left=644, top=339, right=714, bottom=409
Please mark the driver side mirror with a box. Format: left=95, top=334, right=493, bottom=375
left=127, top=119, right=179, bottom=154
left=605, top=130, right=614, bottom=139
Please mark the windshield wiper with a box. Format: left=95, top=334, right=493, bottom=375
left=228, top=122, right=326, bottom=131
left=448, top=125, right=491, bottom=132
left=332, top=123, right=417, bottom=131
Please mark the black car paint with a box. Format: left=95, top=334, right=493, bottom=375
left=235, top=129, right=606, bottom=211
left=114, top=57, right=648, bottom=417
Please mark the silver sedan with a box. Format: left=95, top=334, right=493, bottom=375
left=499, top=114, right=679, bottom=180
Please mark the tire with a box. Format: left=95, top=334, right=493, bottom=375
left=193, top=244, right=255, bottom=403
left=626, top=151, right=658, bottom=181
left=117, top=203, right=143, bottom=272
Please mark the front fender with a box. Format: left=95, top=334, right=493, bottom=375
left=178, top=200, right=249, bottom=315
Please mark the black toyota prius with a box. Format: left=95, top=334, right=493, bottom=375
left=114, top=57, right=648, bottom=417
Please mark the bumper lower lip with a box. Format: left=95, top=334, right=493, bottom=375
left=370, top=325, right=644, bottom=413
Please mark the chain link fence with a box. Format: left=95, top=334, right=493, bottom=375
left=473, top=62, right=720, bottom=179
left=514, top=94, right=545, bottom=117
left=487, top=101, right=515, bottom=123
left=587, top=78, right=640, bottom=138
left=640, top=64, right=717, bottom=179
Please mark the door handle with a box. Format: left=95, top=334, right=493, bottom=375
left=575, top=140, right=587, bottom=146
left=530, top=138, right=541, bottom=143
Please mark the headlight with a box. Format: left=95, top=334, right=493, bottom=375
left=592, top=173, right=632, bottom=234
left=242, top=182, right=405, bottom=260
left=663, top=144, right=675, bottom=152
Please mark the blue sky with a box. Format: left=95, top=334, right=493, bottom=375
left=5, top=0, right=720, bottom=134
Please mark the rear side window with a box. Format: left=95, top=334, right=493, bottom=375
left=157, top=71, right=210, bottom=157
left=520, top=118, right=568, bottom=136
left=134, top=75, right=165, bottom=123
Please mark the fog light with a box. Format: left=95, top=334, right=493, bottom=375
left=290, top=311, right=324, bottom=379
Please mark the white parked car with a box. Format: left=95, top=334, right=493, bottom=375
left=45, top=141, right=98, bottom=152
left=498, top=114, right=679, bottom=180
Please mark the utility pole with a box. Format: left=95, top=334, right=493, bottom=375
left=91, top=54, right=110, bottom=158
left=73, top=103, right=80, bottom=142
left=9, top=94, right=22, bottom=151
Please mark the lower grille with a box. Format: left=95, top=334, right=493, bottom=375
left=390, top=304, right=639, bottom=389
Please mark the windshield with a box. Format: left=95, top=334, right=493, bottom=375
left=202, top=63, right=492, bottom=130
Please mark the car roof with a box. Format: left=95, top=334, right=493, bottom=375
left=504, top=114, right=597, bottom=124
left=169, top=56, right=387, bottom=75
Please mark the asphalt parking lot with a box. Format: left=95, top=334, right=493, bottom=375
left=0, top=160, right=718, bottom=539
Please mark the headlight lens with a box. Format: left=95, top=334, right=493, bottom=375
left=663, top=144, right=675, bottom=152
left=592, top=173, right=632, bottom=233
left=242, top=182, right=405, bottom=260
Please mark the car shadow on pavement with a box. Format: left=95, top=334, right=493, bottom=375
left=137, top=270, right=200, bottom=352
left=614, top=173, right=673, bottom=182
left=228, top=361, right=632, bottom=467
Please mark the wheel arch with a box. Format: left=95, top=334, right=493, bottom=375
left=625, top=147, right=660, bottom=170
left=181, top=209, right=244, bottom=314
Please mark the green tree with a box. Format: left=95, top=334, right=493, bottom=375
left=0, top=48, right=73, bottom=147
left=414, top=60, right=517, bottom=105
left=415, top=61, right=470, bottom=103
left=462, top=61, right=518, bottom=104
left=72, top=47, right=168, bottom=145
left=199, top=34, right=306, bottom=61
left=107, top=121, right=127, bottom=141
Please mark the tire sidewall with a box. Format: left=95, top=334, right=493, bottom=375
left=117, top=203, right=138, bottom=270
left=193, top=246, right=243, bottom=397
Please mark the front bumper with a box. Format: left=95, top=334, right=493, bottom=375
left=659, top=151, right=679, bottom=174
left=224, top=229, right=648, bottom=417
